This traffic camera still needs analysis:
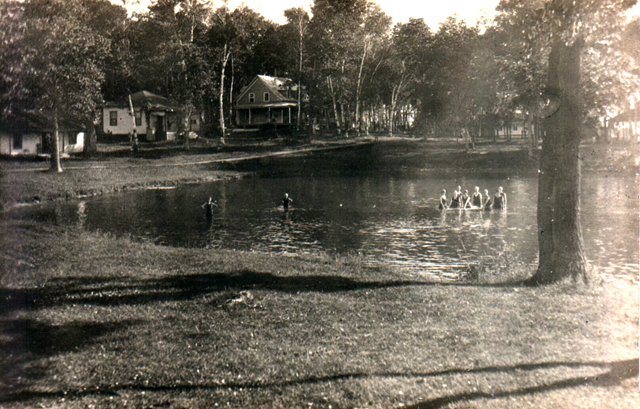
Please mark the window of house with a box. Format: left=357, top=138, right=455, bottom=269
left=263, top=92, right=270, bottom=102
left=109, top=111, right=118, bottom=126
left=68, top=132, right=77, bottom=145
left=12, top=134, right=22, bottom=150
left=135, top=111, right=142, bottom=126
left=248, top=93, right=255, bottom=103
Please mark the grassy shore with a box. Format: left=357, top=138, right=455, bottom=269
left=1, top=138, right=638, bottom=408
left=1, top=218, right=638, bottom=408
left=2, top=137, right=637, bottom=211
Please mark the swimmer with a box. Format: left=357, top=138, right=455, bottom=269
left=439, top=189, right=449, bottom=210
left=450, top=185, right=462, bottom=209
left=492, top=186, right=507, bottom=210
left=282, top=193, right=293, bottom=211
left=482, top=189, right=492, bottom=210
left=461, top=189, right=471, bottom=209
left=201, top=197, right=217, bottom=217
left=471, top=186, right=482, bottom=207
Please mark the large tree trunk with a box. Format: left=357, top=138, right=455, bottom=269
left=51, top=111, right=63, bottom=173
left=526, top=109, right=535, bottom=158
left=526, top=38, right=587, bottom=285
left=83, top=118, right=97, bottom=157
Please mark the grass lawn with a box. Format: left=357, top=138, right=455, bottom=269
left=1, top=139, right=638, bottom=407
left=1, top=220, right=638, bottom=408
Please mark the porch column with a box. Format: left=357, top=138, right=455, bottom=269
left=248, top=108, right=251, bottom=125
left=288, top=107, right=291, bottom=124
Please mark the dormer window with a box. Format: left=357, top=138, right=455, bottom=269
left=263, top=92, right=270, bottom=102
left=248, top=93, right=255, bottom=103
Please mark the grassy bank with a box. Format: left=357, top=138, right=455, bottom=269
left=0, top=138, right=378, bottom=210
left=1, top=220, right=638, bottom=408
left=2, top=138, right=637, bottom=211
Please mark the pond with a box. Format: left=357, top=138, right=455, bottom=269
left=9, top=153, right=638, bottom=282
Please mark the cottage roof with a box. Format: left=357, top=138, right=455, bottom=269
left=0, top=111, right=85, bottom=134
left=104, top=91, right=181, bottom=112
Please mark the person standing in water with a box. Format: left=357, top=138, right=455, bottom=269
left=493, top=186, right=507, bottom=210
left=471, top=186, right=482, bottom=208
left=201, top=197, right=217, bottom=218
left=461, top=189, right=471, bottom=209
left=482, top=189, right=492, bottom=210
left=282, top=193, right=293, bottom=211
left=439, top=189, right=449, bottom=210
left=450, top=186, right=462, bottom=208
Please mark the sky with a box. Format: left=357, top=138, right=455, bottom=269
left=117, top=0, right=640, bottom=29
left=117, top=0, right=500, bottom=28
left=235, top=0, right=500, bottom=27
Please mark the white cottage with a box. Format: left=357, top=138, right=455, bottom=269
left=0, top=113, right=84, bottom=157
left=101, top=91, right=181, bottom=142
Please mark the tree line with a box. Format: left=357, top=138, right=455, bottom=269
left=2, top=0, right=638, bottom=147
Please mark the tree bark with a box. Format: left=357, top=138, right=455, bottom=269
left=297, top=17, right=304, bottom=131
left=526, top=109, right=535, bottom=158
left=355, top=41, right=367, bottom=137
left=51, top=111, right=63, bottom=173
left=229, top=55, right=234, bottom=131
left=526, top=37, right=587, bottom=285
left=327, top=76, right=341, bottom=135
left=83, top=118, right=97, bottom=157
left=219, top=44, right=230, bottom=143
left=390, top=72, right=404, bottom=137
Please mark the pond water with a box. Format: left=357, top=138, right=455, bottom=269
left=8, top=156, right=638, bottom=281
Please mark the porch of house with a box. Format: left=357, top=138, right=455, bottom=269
left=235, top=105, right=298, bottom=128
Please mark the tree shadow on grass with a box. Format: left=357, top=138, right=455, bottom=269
left=403, top=358, right=639, bottom=409
left=1, top=269, right=452, bottom=312
left=1, top=358, right=636, bottom=405
left=0, top=318, right=142, bottom=397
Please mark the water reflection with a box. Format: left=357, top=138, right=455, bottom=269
left=6, top=173, right=638, bottom=280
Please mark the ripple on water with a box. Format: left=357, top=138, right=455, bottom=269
left=7, top=173, right=637, bottom=281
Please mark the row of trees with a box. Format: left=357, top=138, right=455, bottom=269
left=2, top=0, right=638, bottom=146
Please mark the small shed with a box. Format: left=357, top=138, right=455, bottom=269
left=235, top=75, right=302, bottom=127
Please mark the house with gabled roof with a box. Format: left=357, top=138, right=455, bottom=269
left=101, top=91, right=181, bottom=142
left=235, top=75, right=304, bottom=128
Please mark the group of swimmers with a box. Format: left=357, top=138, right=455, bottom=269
left=439, top=185, right=507, bottom=211
left=204, top=188, right=504, bottom=216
